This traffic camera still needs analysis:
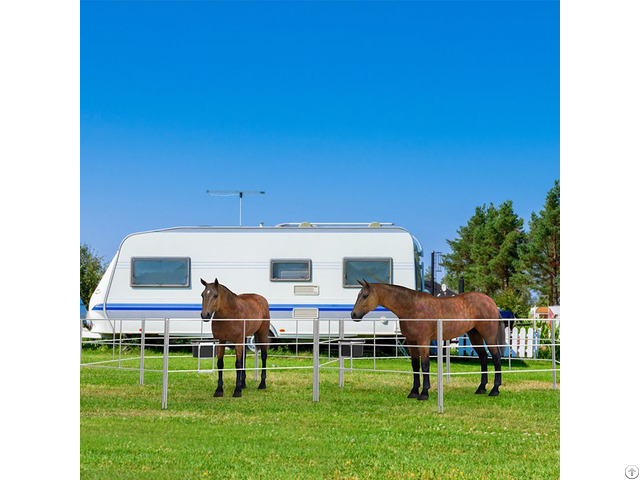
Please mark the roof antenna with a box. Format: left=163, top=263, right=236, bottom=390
left=206, top=190, right=265, bottom=226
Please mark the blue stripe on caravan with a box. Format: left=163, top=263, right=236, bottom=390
left=92, top=303, right=389, bottom=312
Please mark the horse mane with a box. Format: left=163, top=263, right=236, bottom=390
left=217, top=283, right=238, bottom=308
left=217, top=282, right=236, bottom=296
left=373, top=282, right=419, bottom=303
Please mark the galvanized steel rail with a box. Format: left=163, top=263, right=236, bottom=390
left=81, top=316, right=560, bottom=413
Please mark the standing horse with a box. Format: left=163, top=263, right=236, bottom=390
left=200, top=278, right=271, bottom=398
left=351, top=280, right=505, bottom=400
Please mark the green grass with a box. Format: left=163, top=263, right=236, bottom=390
left=81, top=347, right=559, bottom=480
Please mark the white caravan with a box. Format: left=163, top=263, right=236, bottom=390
left=87, top=223, right=426, bottom=338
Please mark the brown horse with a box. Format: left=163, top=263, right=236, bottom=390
left=200, top=278, right=271, bottom=398
left=351, top=280, right=505, bottom=400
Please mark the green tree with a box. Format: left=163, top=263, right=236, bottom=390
left=443, top=201, right=525, bottom=298
left=81, top=243, right=106, bottom=307
left=441, top=206, right=488, bottom=292
left=493, top=287, right=532, bottom=318
left=519, top=180, right=560, bottom=305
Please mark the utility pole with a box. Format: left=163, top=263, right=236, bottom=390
left=431, top=251, right=435, bottom=296
left=430, top=251, right=443, bottom=296
left=206, top=190, right=265, bottom=226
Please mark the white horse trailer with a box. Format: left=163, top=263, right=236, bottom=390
left=87, top=223, right=426, bottom=339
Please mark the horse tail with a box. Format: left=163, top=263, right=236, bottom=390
left=260, top=296, right=272, bottom=349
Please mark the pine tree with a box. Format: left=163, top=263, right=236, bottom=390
left=441, top=205, right=487, bottom=291
left=519, top=180, right=560, bottom=305
left=443, top=201, right=525, bottom=297
left=488, top=201, right=526, bottom=291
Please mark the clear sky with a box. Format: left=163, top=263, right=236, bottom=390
left=80, top=0, right=559, bottom=266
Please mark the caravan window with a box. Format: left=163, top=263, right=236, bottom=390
left=270, top=259, right=312, bottom=281
left=131, top=257, right=191, bottom=287
left=343, top=258, right=392, bottom=287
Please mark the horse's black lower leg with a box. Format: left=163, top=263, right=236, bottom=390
left=475, top=349, right=489, bottom=394
left=214, top=355, right=224, bottom=397
left=258, top=347, right=267, bottom=389
left=418, top=356, right=430, bottom=401
left=233, top=357, right=243, bottom=397
left=408, top=356, right=420, bottom=398
left=489, top=349, right=502, bottom=397
left=241, top=347, right=247, bottom=389
left=468, top=330, right=489, bottom=394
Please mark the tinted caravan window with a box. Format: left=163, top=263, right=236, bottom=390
left=131, top=257, right=191, bottom=287
left=270, top=259, right=312, bottom=281
left=343, top=258, right=392, bottom=287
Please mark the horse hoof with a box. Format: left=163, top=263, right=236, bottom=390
left=233, top=390, right=242, bottom=398
left=214, top=390, right=223, bottom=397
left=241, top=383, right=247, bottom=390
left=475, top=387, right=487, bottom=395
left=417, top=394, right=429, bottom=401
left=407, top=391, right=419, bottom=399
left=488, top=388, right=500, bottom=397
left=258, top=383, right=266, bottom=390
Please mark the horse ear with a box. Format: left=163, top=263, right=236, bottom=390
left=213, top=278, right=219, bottom=287
left=357, top=279, right=365, bottom=287
left=364, top=279, right=371, bottom=287
left=200, top=278, right=208, bottom=287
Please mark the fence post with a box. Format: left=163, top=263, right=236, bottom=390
left=551, top=318, right=557, bottom=390
left=373, top=318, right=376, bottom=371
left=118, top=319, right=123, bottom=368
left=312, top=318, right=320, bottom=402
left=437, top=318, right=444, bottom=414
left=506, top=323, right=511, bottom=371
left=80, top=318, right=83, bottom=366
left=161, top=318, right=170, bottom=409
left=139, top=319, right=146, bottom=386
left=338, top=319, right=345, bottom=388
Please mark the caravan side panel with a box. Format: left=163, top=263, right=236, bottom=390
left=88, top=227, right=421, bottom=337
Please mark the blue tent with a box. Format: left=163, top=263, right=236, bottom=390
left=499, top=309, right=515, bottom=319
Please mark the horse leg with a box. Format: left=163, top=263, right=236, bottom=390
left=214, top=343, right=225, bottom=397
left=468, top=329, right=489, bottom=394
left=407, top=346, right=420, bottom=398
left=418, top=345, right=430, bottom=401
left=258, top=343, right=268, bottom=389
left=233, top=343, right=244, bottom=397
left=241, top=345, right=247, bottom=389
left=487, top=345, right=502, bottom=396
left=255, top=322, right=269, bottom=390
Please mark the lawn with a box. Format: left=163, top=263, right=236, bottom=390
left=81, top=346, right=559, bottom=479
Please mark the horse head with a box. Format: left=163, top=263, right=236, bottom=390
left=351, top=279, right=379, bottom=321
left=200, top=278, right=221, bottom=320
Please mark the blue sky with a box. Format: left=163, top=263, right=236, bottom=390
left=81, top=0, right=559, bottom=270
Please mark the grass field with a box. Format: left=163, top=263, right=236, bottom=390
left=81, top=346, right=559, bottom=479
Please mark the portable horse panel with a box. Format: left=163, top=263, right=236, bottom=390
left=87, top=224, right=425, bottom=338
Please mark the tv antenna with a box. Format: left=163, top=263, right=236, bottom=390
left=206, top=190, right=265, bottom=226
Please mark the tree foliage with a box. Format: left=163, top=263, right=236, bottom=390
left=81, top=243, right=106, bottom=307
left=442, top=201, right=526, bottom=297
left=518, top=180, right=560, bottom=305
left=440, top=181, right=560, bottom=316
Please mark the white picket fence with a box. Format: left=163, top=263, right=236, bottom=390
left=509, top=326, right=539, bottom=358
left=457, top=327, right=540, bottom=358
